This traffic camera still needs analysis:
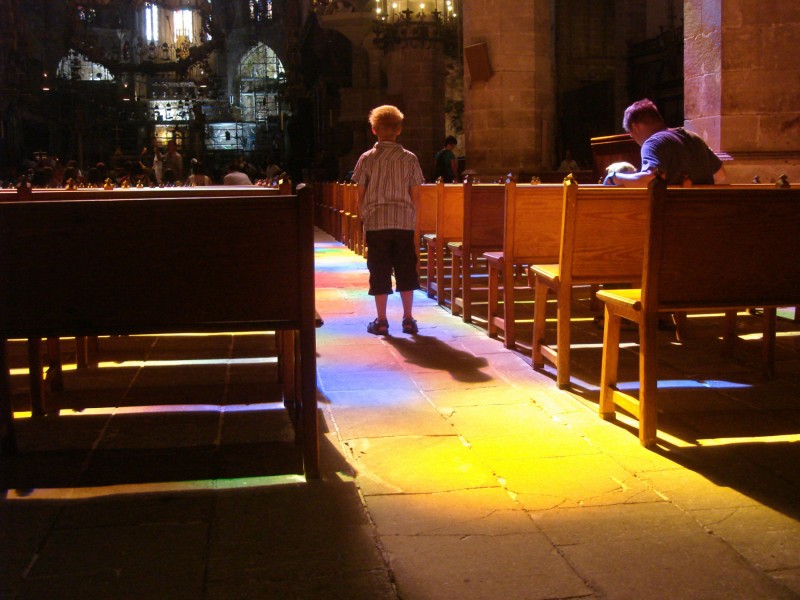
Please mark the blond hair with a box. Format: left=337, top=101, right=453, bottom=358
left=369, top=105, right=404, bottom=136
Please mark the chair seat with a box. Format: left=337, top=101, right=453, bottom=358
left=483, top=251, right=503, bottom=269
left=530, top=263, right=559, bottom=283
left=447, top=241, right=463, bottom=253
left=595, top=288, right=643, bottom=312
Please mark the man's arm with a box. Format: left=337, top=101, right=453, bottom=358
left=612, top=169, right=656, bottom=188
left=713, top=164, right=728, bottom=185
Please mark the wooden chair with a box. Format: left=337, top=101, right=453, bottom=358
left=483, top=182, right=563, bottom=349
left=425, top=183, right=464, bottom=306
left=0, top=190, right=320, bottom=476
left=449, top=183, right=505, bottom=323
left=413, top=184, right=438, bottom=292
left=529, top=177, right=649, bottom=388
left=598, top=178, right=800, bottom=447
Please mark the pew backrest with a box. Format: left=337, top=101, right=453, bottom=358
left=0, top=193, right=315, bottom=337
left=504, top=183, right=563, bottom=264
left=645, top=180, right=800, bottom=312
left=436, top=182, right=465, bottom=242
left=463, top=183, right=505, bottom=251
left=562, top=179, right=650, bottom=284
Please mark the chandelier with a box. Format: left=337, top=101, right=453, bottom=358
left=372, top=1, right=458, bottom=52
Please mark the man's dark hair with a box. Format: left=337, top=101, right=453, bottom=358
left=622, top=99, right=664, bottom=132
left=444, top=135, right=457, bottom=146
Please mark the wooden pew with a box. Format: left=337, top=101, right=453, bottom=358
left=483, top=182, right=563, bottom=349
left=343, top=183, right=363, bottom=256
left=2, top=185, right=290, bottom=397
left=597, top=179, right=800, bottom=447
left=0, top=190, right=320, bottom=478
left=332, top=182, right=345, bottom=243
left=448, top=182, right=505, bottom=323
left=529, top=177, right=650, bottom=388
left=412, top=184, right=438, bottom=292
left=425, top=183, right=464, bottom=306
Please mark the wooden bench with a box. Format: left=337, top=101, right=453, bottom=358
left=412, top=184, right=438, bottom=292
left=448, top=183, right=506, bottom=323
left=597, top=179, right=800, bottom=447
left=2, top=185, right=289, bottom=388
left=425, top=183, right=464, bottom=306
left=483, top=182, right=563, bottom=349
left=0, top=189, right=320, bottom=477
left=529, top=177, right=650, bottom=388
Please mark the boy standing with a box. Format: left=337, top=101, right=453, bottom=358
left=352, top=105, right=426, bottom=335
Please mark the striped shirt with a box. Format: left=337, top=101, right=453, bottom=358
left=352, top=141, right=425, bottom=231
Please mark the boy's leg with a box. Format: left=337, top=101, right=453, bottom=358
left=400, top=290, right=413, bottom=320
left=375, top=294, right=389, bottom=321
left=366, top=230, right=393, bottom=333
left=394, top=230, right=419, bottom=333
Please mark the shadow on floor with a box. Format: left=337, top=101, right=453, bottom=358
left=384, top=334, right=493, bottom=383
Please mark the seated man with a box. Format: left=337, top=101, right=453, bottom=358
left=606, top=98, right=727, bottom=187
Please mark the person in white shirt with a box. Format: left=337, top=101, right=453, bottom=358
left=223, top=162, right=252, bottom=185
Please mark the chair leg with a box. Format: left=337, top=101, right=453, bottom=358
left=639, top=314, right=659, bottom=447
left=487, top=264, right=500, bottom=338
left=47, top=337, right=64, bottom=392
left=599, top=306, right=622, bottom=420
left=555, top=286, right=572, bottom=389
left=502, top=263, right=516, bottom=349
left=461, top=252, right=472, bottom=323
left=450, top=250, right=461, bottom=314
left=532, top=278, right=549, bottom=369
left=27, top=339, right=45, bottom=417
left=0, top=339, right=18, bottom=455
left=762, top=307, right=777, bottom=379
left=426, top=240, right=436, bottom=298
left=722, top=309, right=737, bottom=355
left=436, top=243, right=446, bottom=305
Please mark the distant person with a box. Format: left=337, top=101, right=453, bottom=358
left=558, top=150, right=580, bottom=172
left=432, top=135, right=458, bottom=183
left=606, top=98, right=727, bottom=187
left=264, top=156, right=282, bottom=181
left=187, top=161, right=213, bottom=186
left=163, top=140, right=184, bottom=183
left=352, top=105, right=425, bottom=336
left=223, top=162, right=253, bottom=185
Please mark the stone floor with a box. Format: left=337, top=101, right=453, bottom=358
left=2, top=229, right=800, bottom=599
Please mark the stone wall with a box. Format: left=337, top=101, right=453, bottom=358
left=462, top=0, right=555, bottom=177
left=684, top=0, right=800, bottom=183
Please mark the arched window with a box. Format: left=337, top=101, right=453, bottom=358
left=238, top=43, right=285, bottom=123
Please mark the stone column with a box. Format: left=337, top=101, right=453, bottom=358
left=462, top=0, right=555, bottom=178
left=684, top=0, right=800, bottom=183
left=384, top=45, right=446, bottom=181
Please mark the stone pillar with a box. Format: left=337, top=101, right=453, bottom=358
left=684, top=0, right=800, bottom=183
left=384, top=46, right=446, bottom=181
left=462, top=0, right=555, bottom=178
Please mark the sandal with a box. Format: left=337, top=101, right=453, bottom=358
left=402, top=317, right=419, bottom=334
left=367, top=319, right=389, bottom=335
